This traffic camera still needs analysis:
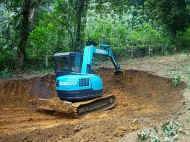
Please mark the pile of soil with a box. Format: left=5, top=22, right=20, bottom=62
left=0, top=68, right=186, bottom=142
left=0, top=74, right=56, bottom=108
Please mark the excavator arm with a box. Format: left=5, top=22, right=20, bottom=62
left=81, top=44, right=120, bottom=74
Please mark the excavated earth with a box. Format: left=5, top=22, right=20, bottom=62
left=0, top=68, right=186, bottom=142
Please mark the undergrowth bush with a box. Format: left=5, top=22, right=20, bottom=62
left=0, top=68, right=13, bottom=79
left=176, top=25, right=190, bottom=50
left=0, top=49, right=17, bottom=71
left=137, top=121, right=182, bottom=142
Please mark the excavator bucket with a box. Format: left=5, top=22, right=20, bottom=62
left=114, top=70, right=123, bottom=75
left=37, top=97, right=75, bottom=114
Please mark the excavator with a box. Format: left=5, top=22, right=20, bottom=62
left=33, top=42, right=121, bottom=116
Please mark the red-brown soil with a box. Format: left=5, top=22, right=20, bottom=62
left=0, top=68, right=186, bottom=142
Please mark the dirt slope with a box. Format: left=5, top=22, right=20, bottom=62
left=0, top=68, right=186, bottom=142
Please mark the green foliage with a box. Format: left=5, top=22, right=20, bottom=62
left=29, top=23, right=58, bottom=57
left=137, top=121, right=182, bottom=142
left=162, top=121, right=181, bottom=137
left=86, top=8, right=171, bottom=53
left=137, top=128, right=150, bottom=141
left=170, top=71, right=182, bottom=87
left=0, top=0, right=190, bottom=72
left=137, top=128, right=160, bottom=142
left=112, top=48, right=128, bottom=58
left=172, top=75, right=181, bottom=87
left=28, top=2, right=72, bottom=65
left=29, top=0, right=87, bottom=54
left=0, top=68, right=12, bottom=79
left=176, top=25, right=190, bottom=49
left=150, top=135, right=160, bottom=142
left=144, top=0, right=189, bottom=36
left=0, top=48, right=17, bottom=70
left=127, top=23, right=170, bottom=46
left=162, top=120, right=181, bottom=142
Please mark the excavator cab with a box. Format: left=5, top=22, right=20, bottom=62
left=54, top=52, right=83, bottom=77
left=54, top=51, right=103, bottom=102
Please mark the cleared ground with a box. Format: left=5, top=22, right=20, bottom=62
left=0, top=54, right=189, bottom=142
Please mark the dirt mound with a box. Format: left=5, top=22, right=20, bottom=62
left=0, top=74, right=56, bottom=108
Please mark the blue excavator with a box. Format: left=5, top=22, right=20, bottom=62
left=36, top=42, right=121, bottom=115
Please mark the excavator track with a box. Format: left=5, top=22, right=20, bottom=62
left=73, top=95, right=116, bottom=115
left=37, top=95, right=116, bottom=116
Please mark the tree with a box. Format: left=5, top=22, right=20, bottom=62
left=52, top=0, right=89, bottom=51
left=17, top=0, right=35, bottom=68
left=74, top=0, right=89, bottom=50
left=144, top=0, right=189, bottom=37
left=1, top=0, right=52, bottom=68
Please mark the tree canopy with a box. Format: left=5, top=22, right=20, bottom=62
left=0, top=0, right=189, bottom=71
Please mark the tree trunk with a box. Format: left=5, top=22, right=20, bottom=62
left=73, top=0, right=89, bottom=51
left=45, top=55, right=49, bottom=68
left=17, top=0, right=41, bottom=69
left=17, top=0, right=32, bottom=68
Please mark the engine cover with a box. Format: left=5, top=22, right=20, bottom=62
left=56, top=73, right=103, bottom=102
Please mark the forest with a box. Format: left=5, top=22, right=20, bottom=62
left=0, top=0, right=190, bottom=75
